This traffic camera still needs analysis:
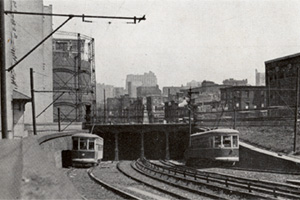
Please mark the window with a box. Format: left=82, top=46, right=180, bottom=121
left=73, top=138, right=78, bottom=150
left=245, top=103, right=249, bottom=109
left=56, top=42, right=68, bottom=51
left=88, top=140, right=95, bottom=150
left=232, top=136, right=238, bottom=147
left=80, top=138, right=88, bottom=150
left=245, top=91, right=249, bottom=98
left=223, top=136, right=231, bottom=147
left=214, top=136, right=222, bottom=148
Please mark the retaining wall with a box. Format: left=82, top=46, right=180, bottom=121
left=0, top=131, right=83, bottom=199
left=238, top=142, right=300, bottom=173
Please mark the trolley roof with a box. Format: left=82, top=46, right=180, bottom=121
left=72, top=133, right=102, bottom=139
left=191, top=129, right=239, bottom=138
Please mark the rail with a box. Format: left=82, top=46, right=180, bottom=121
left=153, top=159, right=300, bottom=199
left=87, top=167, right=143, bottom=200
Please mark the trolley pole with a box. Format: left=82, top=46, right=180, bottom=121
left=30, top=68, right=37, bottom=135
left=0, top=0, right=8, bottom=139
left=294, top=67, right=300, bottom=153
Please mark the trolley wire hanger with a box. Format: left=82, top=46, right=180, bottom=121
left=4, top=11, right=146, bottom=72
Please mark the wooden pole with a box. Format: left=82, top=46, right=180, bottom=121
left=30, top=68, right=37, bottom=135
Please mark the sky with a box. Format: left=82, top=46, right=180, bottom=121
left=44, top=0, right=300, bottom=88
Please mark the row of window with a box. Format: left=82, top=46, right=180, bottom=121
left=214, top=135, right=238, bottom=148
left=191, top=135, right=238, bottom=148
left=73, top=138, right=102, bottom=151
left=224, top=103, right=265, bottom=109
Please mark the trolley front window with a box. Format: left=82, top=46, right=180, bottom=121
left=88, top=140, right=95, bottom=150
left=214, top=136, right=222, bottom=147
left=80, top=138, right=88, bottom=150
left=223, top=136, right=231, bottom=147
left=232, top=135, right=238, bottom=147
left=73, top=138, right=78, bottom=150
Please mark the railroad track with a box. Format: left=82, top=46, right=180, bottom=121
left=152, top=159, right=300, bottom=199
left=87, top=167, right=143, bottom=200
left=133, top=160, right=231, bottom=199
left=89, top=161, right=207, bottom=199
left=116, top=161, right=191, bottom=199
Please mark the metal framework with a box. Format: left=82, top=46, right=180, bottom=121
left=53, top=32, right=96, bottom=122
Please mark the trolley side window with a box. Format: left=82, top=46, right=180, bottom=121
left=223, top=136, right=231, bottom=147
left=88, top=139, right=95, bottom=150
left=214, top=136, right=222, bottom=148
left=73, top=138, right=79, bottom=150
left=79, top=138, right=88, bottom=150
left=232, top=135, right=239, bottom=148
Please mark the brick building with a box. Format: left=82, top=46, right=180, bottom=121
left=220, top=86, right=267, bottom=117
left=265, top=53, right=300, bottom=108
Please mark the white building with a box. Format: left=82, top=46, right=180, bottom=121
left=1, top=0, right=53, bottom=138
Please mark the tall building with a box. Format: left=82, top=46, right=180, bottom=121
left=255, top=69, right=265, bottom=86
left=125, top=71, right=157, bottom=97
left=2, top=0, right=53, bottom=138
left=53, top=33, right=96, bottom=122
left=265, top=53, right=300, bottom=108
left=223, top=78, right=248, bottom=86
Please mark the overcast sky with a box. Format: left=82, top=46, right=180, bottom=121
left=44, top=0, right=300, bottom=88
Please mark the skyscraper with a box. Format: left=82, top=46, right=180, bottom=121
left=125, top=71, right=158, bottom=97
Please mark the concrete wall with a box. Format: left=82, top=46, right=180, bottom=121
left=12, top=0, right=53, bottom=124
left=238, top=142, right=300, bottom=173
left=21, top=133, right=82, bottom=199
left=0, top=131, right=82, bottom=199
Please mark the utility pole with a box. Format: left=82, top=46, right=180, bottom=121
left=294, top=67, right=300, bottom=153
left=30, top=68, right=37, bottom=135
left=58, top=107, right=61, bottom=132
left=103, top=89, right=106, bottom=124
left=77, top=33, right=81, bottom=121
left=0, top=0, right=8, bottom=139
left=187, top=87, right=195, bottom=147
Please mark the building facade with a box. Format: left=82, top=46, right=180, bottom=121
left=53, top=33, right=96, bottom=122
left=137, top=85, right=161, bottom=98
left=223, top=78, right=248, bottom=86
left=220, top=86, right=267, bottom=118
left=126, top=71, right=157, bottom=97
left=255, top=69, right=265, bottom=86
left=265, top=53, right=300, bottom=108
left=146, top=95, right=165, bottom=123
left=106, top=95, right=143, bottom=124
left=2, top=0, right=53, bottom=138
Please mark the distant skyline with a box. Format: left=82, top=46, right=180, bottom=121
left=44, top=0, right=300, bottom=87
